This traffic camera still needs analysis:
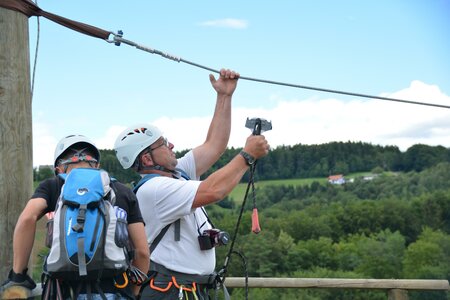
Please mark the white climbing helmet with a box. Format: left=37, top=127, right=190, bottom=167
left=53, top=135, right=100, bottom=168
left=114, top=124, right=163, bottom=169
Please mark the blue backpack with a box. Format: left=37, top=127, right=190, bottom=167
left=45, top=168, right=129, bottom=280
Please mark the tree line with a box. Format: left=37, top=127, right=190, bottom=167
left=210, top=162, right=450, bottom=300
left=32, top=141, right=450, bottom=299
left=34, top=141, right=450, bottom=184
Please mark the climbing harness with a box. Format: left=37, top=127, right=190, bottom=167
left=142, top=261, right=217, bottom=300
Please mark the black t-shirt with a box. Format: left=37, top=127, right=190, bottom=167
left=32, top=175, right=144, bottom=298
left=32, top=176, right=144, bottom=224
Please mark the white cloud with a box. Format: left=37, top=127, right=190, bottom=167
left=260, top=81, right=450, bottom=151
left=32, top=81, right=450, bottom=166
left=198, top=18, right=248, bottom=29
left=95, top=125, right=128, bottom=151
left=32, top=122, right=58, bottom=167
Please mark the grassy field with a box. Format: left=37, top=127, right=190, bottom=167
left=228, top=171, right=383, bottom=203
left=229, top=177, right=328, bottom=204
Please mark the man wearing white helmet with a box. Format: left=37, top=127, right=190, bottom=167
left=114, top=69, right=270, bottom=299
left=0, top=135, right=149, bottom=299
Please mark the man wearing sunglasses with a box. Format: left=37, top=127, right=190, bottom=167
left=0, top=135, right=149, bottom=299
left=114, top=69, right=270, bottom=299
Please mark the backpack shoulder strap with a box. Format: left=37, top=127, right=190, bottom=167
left=151, top=220, right=181, bottom=253
left=132, top=173, right=160, bottom=194
left=175, top=168, right=190, bottom=180
left=134, top=172, right=189, bottom=252
left=150, top=224, right=171, bottom=253
left=133, top=169, right=190, bottom=194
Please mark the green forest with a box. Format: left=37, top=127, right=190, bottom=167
left=33, top=141, right=450, bottom=299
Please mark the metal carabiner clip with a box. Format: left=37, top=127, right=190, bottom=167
left=114, top=272, right=129, bottom=289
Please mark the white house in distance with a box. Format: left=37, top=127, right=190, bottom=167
left=328, top=174, right=346, bottom=185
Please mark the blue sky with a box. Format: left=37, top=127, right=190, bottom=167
left=29, top=0, right=450, bottom=166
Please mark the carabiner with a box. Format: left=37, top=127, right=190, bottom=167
left=114, top=272, right=129, bottom=289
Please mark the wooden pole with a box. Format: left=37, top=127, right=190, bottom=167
left=0, top=7, right=33, bottom=282
left=24, top=278, right=450, bottom=299
left=224, top=277, right=450, bottom=291
left=388, top=289, right=409, bottom=300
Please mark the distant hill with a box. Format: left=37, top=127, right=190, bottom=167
left=34, top=141, right=450, bottom=185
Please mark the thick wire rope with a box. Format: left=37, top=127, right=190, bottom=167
left=112, top=35, right=450, bottom=109
left=30, top=0, right=40, bottom=100
left=182, top=58, right=450, bottom=109
left=2, top=0, right=445, bottom=109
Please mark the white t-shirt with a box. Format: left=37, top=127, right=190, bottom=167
left=136, top=150, right=215, bottom=275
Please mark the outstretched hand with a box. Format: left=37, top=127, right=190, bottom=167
left=209, top=68, right=240, bottom=97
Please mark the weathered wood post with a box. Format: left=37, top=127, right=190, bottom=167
left=0, top=6, right=33, bottom=282
left=388, top=289, right=409, bottom=300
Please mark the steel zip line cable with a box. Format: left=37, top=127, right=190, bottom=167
left=1, top=0, right=447, bottom=109
left=112, top=34, right=450, bottom=110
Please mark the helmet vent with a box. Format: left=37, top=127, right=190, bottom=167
left=121, top=127, right=148, bottom=141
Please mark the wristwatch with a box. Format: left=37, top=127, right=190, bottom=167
left=240, top=150, right=255, bottom=166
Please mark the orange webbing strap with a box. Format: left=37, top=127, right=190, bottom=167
left=148, top=276, right=198, bottom=294
left=149, top=278, right=173, bottom=292
left=171, top=276, right=197, bottom=293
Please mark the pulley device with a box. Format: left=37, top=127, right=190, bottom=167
left=215, top=117, right=272, bottom=300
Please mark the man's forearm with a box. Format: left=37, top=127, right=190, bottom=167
left=193, top=154, right=248, bottom=208
left=205, top=93, right=232, bottom=153
left=194, top=94, right=233, bottom=176
left=12, top=218, right=37, bottom=273
left=194, top=69, right=239, bottom=176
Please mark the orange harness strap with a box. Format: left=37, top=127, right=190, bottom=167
left=149, top=277, right=173, bottom=292
left=148, top=276, right=198, bottom=293
left=171, top=276, right=197, bottom=293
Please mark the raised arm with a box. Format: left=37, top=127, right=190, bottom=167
left=192, top=68, right=239, bottom=177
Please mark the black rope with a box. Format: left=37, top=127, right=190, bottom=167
left=231, top=250, right=249, bottom=300
left=112, top=35, right=450, bottom=110
left=217, top=164, right=256, bottom=300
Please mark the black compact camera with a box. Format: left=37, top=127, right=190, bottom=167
left=198, top=229, right=230, bottom=250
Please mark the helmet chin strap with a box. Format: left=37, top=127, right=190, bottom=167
left=143, top=165, right=178, bottom=177
left=138, top=150, right=177, bottom=177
